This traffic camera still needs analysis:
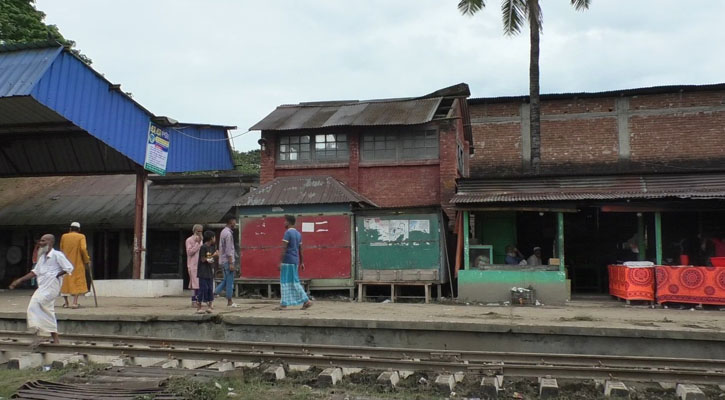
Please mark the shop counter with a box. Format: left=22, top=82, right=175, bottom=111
left=608, top=264, right=655, bottom=301
left=655, top=265, right=725, bottom=306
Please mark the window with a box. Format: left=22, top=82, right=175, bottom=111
left=278, top=133, right=347, bottom=163
left=362, top=130, right=438, bottom=161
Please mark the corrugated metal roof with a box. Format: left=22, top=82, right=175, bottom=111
left=237, top=176, right=378, bottom=207
left=452, top=173, right=725, bottom=204
left=0, top=175, right=250, bottom=227
left=469, top=82, right=725, bottom=104
left=0, top=44, right=234, bottom=175
left=251, top=98, right=443, bottom=131
left=0, top=46, right=60, bottom=97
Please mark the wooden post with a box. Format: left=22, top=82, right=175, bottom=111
left=655, top=212, right=663, bottom=265
left=557, top=212, right=565, bottom=272
left=463, top=211, right=470, bottom=270
left=132, top=168, right=148, bottom=279
left=637, top=213, right=645, bottom=261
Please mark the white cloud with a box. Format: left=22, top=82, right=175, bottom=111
left=36, top=0, right=725, bottom=151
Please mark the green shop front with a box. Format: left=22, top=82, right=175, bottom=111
left=355, top=208, right=449, bottom=299
left=452, top=173, right=725, bottom=305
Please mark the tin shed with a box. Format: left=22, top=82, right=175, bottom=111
left=236, top=176, right=376, bottom=295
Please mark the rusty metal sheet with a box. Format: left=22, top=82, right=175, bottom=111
left=237, top=176, right=377, bottom=207
left=0, top=175, right=248, bottom=227
left=250, top=98, right=442, bottom=131
left=452, top=173, right=725, bottom=203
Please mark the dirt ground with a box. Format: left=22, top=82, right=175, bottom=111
left=0, top=289, right=723, bottom=334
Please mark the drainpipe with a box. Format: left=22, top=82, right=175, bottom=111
left=557, top=212, right=565, bottom=272
left=655, top=212, right=663, bottom=265
left=463, top=211, right=470, bottom=270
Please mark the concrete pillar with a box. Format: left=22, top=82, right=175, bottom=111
left=464, top=211, right=470, bottom=269
left=655, top=212, right=663, bottom=265
left=616, top=97, right=631, bottom=167
left=520, top=103, right=531, bottom=169
left=557, top=212, right=565, bottom=272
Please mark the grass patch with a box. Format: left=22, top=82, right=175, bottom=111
left=0, top=363, right=103, bottom=398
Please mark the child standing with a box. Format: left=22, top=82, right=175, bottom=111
left=196, top=231, right=218, bottom=314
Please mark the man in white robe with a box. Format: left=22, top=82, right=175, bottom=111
left=9, top=234, right=73, bottom=344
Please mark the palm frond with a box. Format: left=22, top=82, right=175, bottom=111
left=501, top=0, right=527, bottom=35
left=458, top=0, right=486, bottom=15
left=571, top=0, right=591, bottom=11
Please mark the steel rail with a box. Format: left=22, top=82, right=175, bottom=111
left=1, top=339, right=725, bottom=385
left=0, top=330, right=723, bottom=372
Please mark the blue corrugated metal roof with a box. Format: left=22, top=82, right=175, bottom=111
left=0, top=44, right=233, bottom=173
left=0, top=47, right=61, bottom=97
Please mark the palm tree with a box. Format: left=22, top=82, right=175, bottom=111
left=459, top=0, right=590, bottom=173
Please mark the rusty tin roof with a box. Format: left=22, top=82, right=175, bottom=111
left=237, top=176, right=377, bottom=207
left=452, top=173, right=725, bottom=204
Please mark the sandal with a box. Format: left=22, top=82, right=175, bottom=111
left=205, top=309, right=213, bottom=313
left=195, top=309, right=206, bottom=314
left=70, top=304, right=79, bottom=309
left=302, top=302, right=312, bottom=310
left=61, top=304, right=69, bottom=309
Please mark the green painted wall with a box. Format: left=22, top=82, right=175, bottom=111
left=458, top=269, right=565, bottom=284
left=478, top=212, right=517, bottom=264
left=356, top=213, right=441, bottom=270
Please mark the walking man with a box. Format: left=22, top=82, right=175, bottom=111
left=60, top=222, right=90, bottom=309
left=214, top=215, right=239, bottom=307
left=9, top=234, right=73, bottom=344
left=278, top=215, right=312, bottom=310
left=185, top=224, right=203, bottom=307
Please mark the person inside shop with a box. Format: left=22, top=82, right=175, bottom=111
left=505, top=245, right=526, bottom=265
left=527, top=246, right=543, bottom=266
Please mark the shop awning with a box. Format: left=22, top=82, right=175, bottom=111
left=452, top=173, right=725, bottom=204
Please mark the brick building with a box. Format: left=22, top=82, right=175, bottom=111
left=252, top=84, right=472, bottom=222
left=453, top=84, right=725, bottom=304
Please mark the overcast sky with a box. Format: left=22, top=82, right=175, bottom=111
left=36, top=1, right=725, bottom=152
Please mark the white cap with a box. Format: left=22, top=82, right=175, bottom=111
left=70, top=222, right=81, bottom=228
left=533, top=246, right=541, bottom=251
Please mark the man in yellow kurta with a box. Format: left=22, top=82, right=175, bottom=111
left=60, top=222, right=90, bottom=309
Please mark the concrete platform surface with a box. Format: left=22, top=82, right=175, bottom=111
left=0, top=290, right=723, bottom=339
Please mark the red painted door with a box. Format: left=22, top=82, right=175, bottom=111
left=240, top=215, right=351, bottom=279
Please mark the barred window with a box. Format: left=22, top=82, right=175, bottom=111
left=278, top=133, right=347, bottom=163
left=362, top=130, right=438, bottom=161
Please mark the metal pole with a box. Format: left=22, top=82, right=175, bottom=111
left=133, top=168, right=147, bottom=279
left=637, top=213, right=645, bottom=261
left=655, top=212, right=663, bottom=265
left=557, top=212, right=565, bottom=272
left=463, top=211, right=470, bottom=270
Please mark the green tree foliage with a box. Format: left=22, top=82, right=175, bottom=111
left=232, top=149, right=260, bottom=175
left=0, top=0, right=91, bottom=63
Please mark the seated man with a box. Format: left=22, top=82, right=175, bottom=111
left=505, top=245, right=526, bottom=265
left=527, top=246, right=543, bottom=266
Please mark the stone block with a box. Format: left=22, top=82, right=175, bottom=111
left=234, top=361, right=260, bottom=369
left=604, top=381, right=629, bottom=398
left=435, top=374, right=455, bottom=391
left=377, top=371, right=400, bottom=387
left=539, top=378, right=559, bottom=399
left=8, top=353, right=43, bottom=369
left=398, top=370, right=414, bottom=379
left=342, top=367, right=362, bottom=376
left=264, top=365, right=286, bottom=381
left=676, top=384, right=706, bottom=400
left=454, top=371, right=465, bottom=383
left=659, top=382, right=677, bottom=390
left=210, top=361, right=234, bottom=372
left=318, top=367, right=343, bottom=386
left=132, top=357, right=167, bottom=367
left=289, top=364, right=312, bottom=372
left=480, top=377, right=499, bottom=398
left=51, top=354, right=85, bottom=369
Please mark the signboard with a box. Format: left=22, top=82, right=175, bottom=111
left=144, top=122, right=170, bottom=175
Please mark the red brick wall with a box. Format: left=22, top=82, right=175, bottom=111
left=259, top=109, right=468, bottom=221
left=469, top=88, right=725, bottom=176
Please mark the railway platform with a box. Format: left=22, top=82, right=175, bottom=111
left=0, top=290, right=723, bottom=360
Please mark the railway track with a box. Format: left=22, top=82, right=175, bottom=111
left=1, top=330, right=724, bottom=386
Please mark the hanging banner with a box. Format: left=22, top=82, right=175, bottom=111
left=144, top=122, right=170, bottom=175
